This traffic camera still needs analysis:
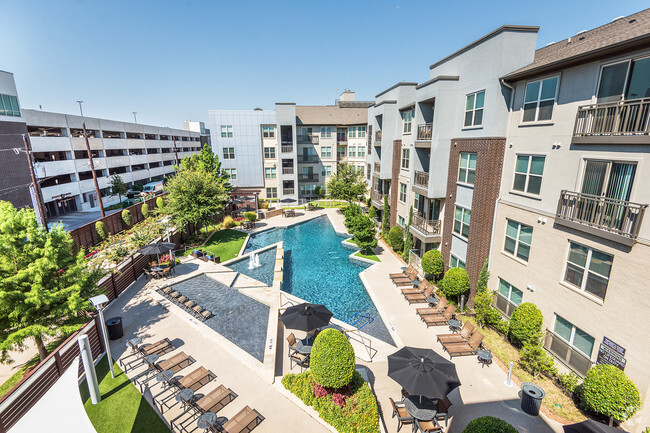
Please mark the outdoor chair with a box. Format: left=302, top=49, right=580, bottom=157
left=443, top=331, right=484, bottom=359
left=161, top=267, right=172, bottom=278
left=401, top=279, right=431, bottom=296
left=415, top=298, right=448, bottom=319
left=183, top=299, right=197, bottom=310
left=435, top=396, right=452, bottom=427
left=389, top=397, right=413, bottom=432
left=415, top=419, right=443, bottom=433
left=192, top=305, right=205, bottom=318
left=193, top=384, right=237, bottom=414
left=177, top=295, right=188, bottom=304
left=391, top=268, right=417, bottom=284
left=221, top=406, right=264, bottom=433
left=192, top=249, right=203, bottom=258
left=390, top=265, right=414, bottom=281
left=157, top=351, right=194, bottom=374
left=141, top=338, right=176, bottom=357
left=421, top=305, right=456, bottom=327
left=169, top=290, right=180, bottom=298
left=175, top=366, right=215, bottom=392
left=162, top=286, right=173, bottom=295
left=404, top=286, right=433, bottom=305
left=437, top=321, right=474, bottom=346
left=287, top=333, right=310, bottom=370
left=200, top=309, right=212, bottom=320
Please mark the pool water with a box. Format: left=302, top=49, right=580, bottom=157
left=244, top=216, right=394, bottom=345
left=228, top=247, right=277, bottom=286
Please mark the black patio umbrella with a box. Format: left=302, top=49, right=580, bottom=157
left=387, top=346, right=461, bottom=400
left=279, top=303, right=333, bottom=332
left=240, top=206, right=256, bottom=212
left=139, top=241, right=176, bottom=263
left=563, top=420, right=629, bottom=433
left=280, top=198, right=297, bottom=204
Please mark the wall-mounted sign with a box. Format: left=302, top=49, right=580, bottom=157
left=596, top=336, right=626, bottom=371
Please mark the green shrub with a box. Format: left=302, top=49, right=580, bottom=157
left=156, top=196, right=164, bottom=209
left=494, top=318, right=510, bottom=335
left=368, top=206, right=377, bottom=219
left=421, top=249, right=443, bottom=279
left=141, top=203, right=150, bottom=218
left=310, top=329, right=355, bottom=389
left=520, top=344, right=557, bottom=378
left=474, top=290, right=501, bottom=328
left=439, top=267, right=470, bottom=300
left=581, top=364, right=640, bottom=422
left=388, top=226, right=404, bottom=252
left=121, top=209, right=133, bottom=227
left=381, top=196, right=390, bottom=238
left=95, top=221, right=109, bottom=240
left=477, top=258, right=489, bottom=293
left=462, top=416, right=518, bottom=433
left=243, top=211, right=257, bottom=222
left=223, top=216, right=235, bottom=229
left=508, top=302, right=543, bottom=346
left=557, top=372, right=580, bottom=394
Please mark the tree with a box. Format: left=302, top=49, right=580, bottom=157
left=156, top=196, right=164, bottom=210
left=462, top=416, right=518, bottom=433
left=109, top=174, right=128, bottom=203
left=314, top=186, right=322, bottom=197
left=326, top=165, right=366, bottom=203
left=95, top=221, right=109, bottom=240
left=121, top=209, right=133, bottom=227
left=477, top=258, right=490, bottom=293
left=421, top=250, right=444, bottom=280
left=508, top=303, right=543, bottom=347
left=310, top=329, right=355, bottom=388
left=402, top=207, right=413, bottom=260
left=352, top=215, right=378, bottom=254
left=389, top=226, right=404, bottom=252
left=0, top=202, right=102, bottom=362
left=439, top=267, right=470, bottom=301
left=520, top=343, right=557, bottom=378
left=381, top=195, right=390, bottom=238
left=180, top=144, right=232, bottom=194
left=581, top=364, right=641, bottom=424
left=368, top=206, right=377, bottom=219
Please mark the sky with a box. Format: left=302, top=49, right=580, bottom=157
left=2, top=0, right=649, bottom=129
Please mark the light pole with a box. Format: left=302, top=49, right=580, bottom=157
left=89, top=294, right=115, bottom=379
left=132, top=112, right=137, bottom=124
left=76, top=100, right=84, bottom=117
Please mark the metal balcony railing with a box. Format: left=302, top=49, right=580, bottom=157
left=412, top=214, right=441, bottom=235
left=281, top=145, right=293, bottom=153
left=337, top=134, right=347, bottom=143
left=283, top=188, right=295, bottom=195
left=298, top=155, right=319, bottom=163
left=374, top=162, right=381, bottom=173
left=298, top=173, right=319, bottom=182
left=375, top=130, right=382, bottom=143
left=414, top=170, right=429, bottom=188
left=297, top=134, right=319, bottom=144
left=282, top=167, right=294, bottom=175
left=574, top=98, right=650, bottom=139
left=371, top=190, right=385, bottom=204
left=556, top=190, right=647, bottom=240
left=416, top=123, right=433, bottom=141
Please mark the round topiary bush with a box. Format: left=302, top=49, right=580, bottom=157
left=462, top=416, right=518, bottom=433
left=95, top=221, right=109, bottom=240
left=121, top=209, right=133, bottom=227
left=310, top=328, right=355, bottom=389
left=156, top=196, right=164, bottom=209
left=388, top=226, right=404, bottom=252
left=243, top=211, right=257, bottom=222
left=141, top=203, right=150, bottom=218
left=421, top=249, right=443, bottom=279
left=581, top=364, right=640, bottom=422
left=439, top=267, right=470, bottom=299
left=507, top=302, right=543, bottom=346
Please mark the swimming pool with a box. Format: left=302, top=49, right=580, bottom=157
left=243, top=216, right=394, bottom=345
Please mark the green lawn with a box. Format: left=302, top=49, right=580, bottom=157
left=195, top=228, right=248, bottom=261
left=354, top=250, right=380, bottom=262
left=80, top=357, right=169, bottom=433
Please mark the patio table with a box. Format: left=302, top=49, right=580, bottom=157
left=477, top=349, right=493, bottom=368
left=412, top=279, right=422, bottom=289
left=155, top=369, right=174, bottom=389
left=426, top=297, right=439, bottom=307
left=126, top=337, right=142, bottom=354
left=175, top=388, right=194, bottom=411
left=447, top=319, right=461, bottom=333
left=403, top=395, right=437, bottom=420
left=296, top=340, right=312, bottom=354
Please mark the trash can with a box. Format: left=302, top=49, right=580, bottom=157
left=520, top=382, right=545, bottom=416
left=105, top=317, right=124, bottom=340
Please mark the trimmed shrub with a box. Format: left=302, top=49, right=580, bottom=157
left=474, top=290, right=501, bottom=328
left=156, top=196, right=164, bottom=209
left=121, top=209, right=133, bottom=227
left=477, top=258, right=489, bottom=293
left=223, top=216, right=236, bottom=228
left=520, top=344, right=557, bottom=378
left=141, top=203, right=150, bottom=218
left=310, top=329, right=355, bottom=389
left=95, top=221, right=109, bottom=240
left=243, top=211, right=257, bottom=222
left=557, top=372, right=580, bottom=394
left=508, top=302, right=543, bottom=346
left=581, top=364, right=641, bottom=422
left=439, top=267, right=470, bottom=300
left=462, top=416, right=518, bottom=433
left=368, top=206, right=377, bottom=219
left=421, top=249, right=443, bottom=279
left=381, top=196, right=390, bottom=237
left=388, top=226, right=404, bottom=252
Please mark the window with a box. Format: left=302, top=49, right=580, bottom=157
left=504, top=220, right=532, bottom=261
left=553, top=315, right=595, bottom=357
left=563, top=242, right=613, bottom=300
left=464, top=90, right=485, bottom=127
left=400, top=148, right=410, bottom=169
left=220, top=125, right=233, bottom=138
left=321, top=146, right=332, bottom=158
left=497, top=278, right=523, bottom=305
left=450, top=254, right=466, bottom=269
left=265, top=167, right=277, bottom=179
left=513, top=155, right=545, bottom=195
left=597, top=57, right=650, bottom=103
left=262, top=125, right=275, bottom=138
left=399, top=183, right=407, bottom=203
left=349, top=146, right=356, bottom=158
left=414, top=193, right=420, bottom=211
left=300, top=184, right=315, bottom=195
left=225, top=168, right=237, bottom=180
left=266, top=187, right=278, bottom=198
left=321, top=165, right=332, bottom=177
left=337, top=146, right=346, bottom=157
left=402, top=110, right=413, bottom=133
left=398, top=216, right=405, bottom=227
left=523, top=76, right=559, bottom=122
left=264, top=147, right=276, bottom=159
left=458, top=152, right=476, bottom=184
left=357, top=146, right=365, bottom=157
left=223, top=147, right=235, bottom=159
left=453, top=206, right=471, bottom=238
left=0, top=94, right=21, bottom=117
left=320, top=127, right=332, bottom=138
left=337, top=128, right=347, bottom=141
left=348, top=126, right=366, bottom=138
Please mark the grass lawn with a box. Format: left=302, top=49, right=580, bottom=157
left=354, top=250, right=380, bottom=262
left=186, top=228, right=248, bottom=261
left=80, top=357, right=169, bottom=433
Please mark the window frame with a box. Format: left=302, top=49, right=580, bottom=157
left=225, top=168, right=237, bottom=180
left=512, top=154, right=545, bottom=196
left=262, top=125, right=275, bottom=138
left=222, top=147, right=235, bottom=159
left=264, top=167, right=277, bottom=179
left=553, top=314, right=595, bottom=358
left=398, top=216, right=406, bottom=227
left=263, top=147, right=276, bottom=159
left=399, top=183, right=407, bottom=203
left=595, top=55, right=650, bottom=102
left=562, top=241, right=613, bottom=301
left=320, top=127, right=332, bottom=138
left=450, top=254, right=466, bottom=269
left=457, top=152, right=477, bottom=185
left=521, top=75, right=560, bottom=123
left=321, top=165, right=332, bottom=177
left=497, top=278, right=523, bottom=306
left=453, top=205, right=471, bottom=239
left=464, top=90, right=485, bottom=127
left=402, top=110, right=413, bottom=134
left=401, top=148, right=410, bottom=170
left=357, top=145, right=365, bottom=157
left=504, top=219, right=533, bottom=262
left=220, top=125, right=233, bottom=138
left=321, top=146, right=332, bottom=158
left=266, top=187, right=278, bottom=199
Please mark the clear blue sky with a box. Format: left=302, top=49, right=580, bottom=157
left=2, top=0, right=648, bottom=128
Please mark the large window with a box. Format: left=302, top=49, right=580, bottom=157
left=321, top=165, right=332, bottom=177
left=403, top=110, right=413, bottom=134
left=337, top=128, right=347, bottom=141
left=453, top=206, right=471, bottom=238
left=349, top=126, right=366, bottom=138
left=223, top=147, right=235, bottom=159
left=220, top=125, right=233, bottom=138
left=458, top=152, right=477, bottom=185
left=262, top=125, right=275, bottom=138
left=464, top=90, right=485, bottom=127
left=495, top=278, right=523, bottom=318
left=349, top=146, right=356, bottom=158
left=265, top=167, right=277, bottom=179
left=513, top=155, right=545, bottom=195
left=357, top=146, right=365, bottom=157
left=264, top=147, right=276, bottom=159
left=320, top=127, right=332, bottom=138
left=553, top=315, right=595, bottom=358
left=0, top=94, right=21, bottom=117
left=399, top=183, right=407, bottom=203
left=266, top=187, right=277, bottom=198
left=504, top=220, right=532, bottom=262
left=450, top=254, right=465, bottom=269
left=523, top=76, right=559, bottom=122
left=398, top=216, right=405, bottom=227
left=597, top=57, right=650, bottom=103
left=321, top=146, right=332, bottom=158
left=563, top=242, right=613, bottom=300
left=224, top=168, right=237, bottom=180
left=401, top=148, right=410, bottom=169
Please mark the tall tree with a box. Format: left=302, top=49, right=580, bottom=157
left=109, top=174, right=128, bottom=203
left=180, top=144, right=232, bottom=194
left=403, top=206, right=414, bottom=260
left=382, top=195, right=390, bottom=238
left=0, top=202, right=102, bottom=362
left=326, top=165, right=367, bottom=203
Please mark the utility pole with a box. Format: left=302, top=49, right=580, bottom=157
left=82, top=122, right=105, bottom=217
left=22, top=134, right=48, bottom=232
left=172, top=132, right=180, bottom=168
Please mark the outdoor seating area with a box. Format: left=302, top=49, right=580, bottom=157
left=158, top=286, right=214, bottom=321
left=191, top=248, right=222, bottom=263
left=281, top=209, right=296, bottom=218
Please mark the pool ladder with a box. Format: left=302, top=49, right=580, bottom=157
left=342, top=305, right=379, bottom=361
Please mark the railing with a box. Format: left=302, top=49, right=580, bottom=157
left=544, top=330, right=593, bottom=377
left=281, top=145, right=293, bottom=153
left=297, top=134, right=319, bottom=144
left=416, top=123, right=432, bottom=141
left=373, top=162, right=380, bottom=173
left=375, top=130, right=382, bottom=142
left=408, top=249, right=423, bottom=275
left=494, top=293, right=517, bottom=318
left=556, top=190, right=647, bottom=240
left=298, top=155, right=319, bottom=163
left=298, top=173, right=319, bottom=182
left=574, top=98, right=650, bottom=138
left=282, top=167, right=294, bottom=175
left=283, top=188, right=295, bottom=195
left=371, top=190, right=385, bottom=204
left=337, top=135, right=347, bottom=143
left=412, top=214, right=441, bottom=235
left=413, top=170, right=429, bottom=188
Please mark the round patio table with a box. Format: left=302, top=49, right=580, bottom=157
left=198, top=412, right=218, bottom=431
left=126, top=337, right=142, bottom=353
left=175, top=388, right=194, bottom=410
left=144, top=354, right=160, bottom=365
left=296, top=341, right=312, bottom=354
left=155, top=370, right=174, bottom=389
left=447, top=319, right=461, bottom=333
left=403, top=395, right=437, bottom=420
left=477, top=349, right=493, bottom=368
left=426, top=297, right=439, bottom=307
left=412, top=279, right=422, bottom=288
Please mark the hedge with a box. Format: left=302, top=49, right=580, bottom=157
left=462, top=416, right=518, bottom=433
left=156, top=196, right=164, bottom=209
left=508, top=302, right=543, bottom=346
left=141, top=203, right=150, bottom=218
left=388, top=226, right=404, bottom=252
left=311, top=329, right=355, bottom=388
left=581, top=364, right=640, bottom=421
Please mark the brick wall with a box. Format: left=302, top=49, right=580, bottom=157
left=441, top=137, right=505, bottom=307
left=389, top=140, right=402, bottom=227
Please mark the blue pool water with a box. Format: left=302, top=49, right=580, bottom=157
left=228, top=247, right=277, bottom=286
left=243, top=216, right=394, bottom=345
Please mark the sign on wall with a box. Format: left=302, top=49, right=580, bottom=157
left=596, top=336, right=626, bottom=371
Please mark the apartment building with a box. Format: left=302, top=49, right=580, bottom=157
left=489, top=10, right=650, bottom=426
left=24, top=109, right=201, bottom=217
left=183, top=120, right=211, bottom=146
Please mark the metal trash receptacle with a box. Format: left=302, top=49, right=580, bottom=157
left=520, top=382, right=545, bottom=416
left=105, top=317, right=124, bottom=340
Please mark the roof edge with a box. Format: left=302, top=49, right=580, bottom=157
left=416, top=75, right=460, bottom=90
left=375, top=82, right=418, bottom=98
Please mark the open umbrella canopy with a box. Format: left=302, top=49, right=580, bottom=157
left=279, top=303, right=333, bottom=332
left=388, top=346, right=461, bottom=399
left=240, top=206, right=256, bottom=212
left=139, top=241, right=176, bottom=256
left=563, top=420, right=629, bottom=433
left=280, top=198, right=297, bottom=204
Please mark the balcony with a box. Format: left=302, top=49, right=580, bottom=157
left=373, top=162, right=381, bottom=174
left=413, top=170, right=429, bottom=191
left=555, top=190, right=647, bottom=246
left=283, top=188, right=295, bottom=195
left=375, top=130, right=382, bottom=143
left=282, top=167, right=294, bottom=175
left=297, top=134, right=319, bottom=145
left=415, top=123, right=432, bottom=146
left=281, top=145, right=293, bottom=153
left=298, top=155, right=319, bottom=163
left=409, top=214, right=442, bottom=242
left=573, top=98, right=650, bottom=144
left=298, top=174, right=319, bottom=182
left=337, top=134, right=347, bottom=143
left=371, top=191, right=385, bottom=208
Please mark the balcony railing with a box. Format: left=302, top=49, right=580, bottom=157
left=283, top=188, right=295, bottom=195
left=412, top=214, right=441, bottom=235
left=298, top=155, right=319, bottom=163
left=556, top=190, right=647, bottom=241
left=574, top=98, right=650, bottom=142
left=416, top=123, right=433, bottom=141
left=298, top=173, right=319, bottom=182
left=413, top=170, right=429, bottom=188
left=297, top=134, right=319, bottom=144
left=373, top=162, right=381, bottom=173
left=337, top=135, right=347, bottom=143
left=375, top=130, right=382, bottom=143
left=282, top=167, right=294, bottom=175
left=281, top=145, right=293, bottom=153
